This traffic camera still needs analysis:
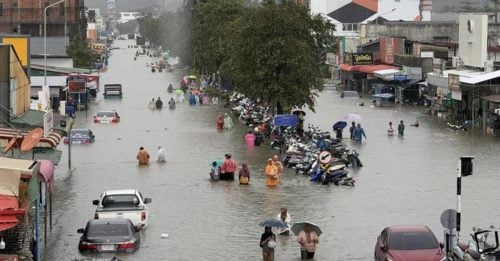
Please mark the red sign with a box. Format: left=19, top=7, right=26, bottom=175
left=68, top=81, right=86, bottom=93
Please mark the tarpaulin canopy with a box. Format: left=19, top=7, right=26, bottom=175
left=0, top=170, right=20, bottom=197
left=38, top=160, right=54, bottom=191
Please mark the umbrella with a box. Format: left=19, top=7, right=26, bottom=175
left=291, top=221, right=322, bottom=237
left=332, top=120, right=347, bottom=129
left=343, top=113, right=362, bottom=123
left=188, top=75, right=197, bottom=80
left=292, top=109, right=306, bottom=117
left=259, top=219, right=288, bottom=228
left=175, top=89, right=184, bottom=95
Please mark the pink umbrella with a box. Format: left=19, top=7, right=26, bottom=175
left=38, top=160, right=55, bottom=191
left=343, top=113, right=362, bottom=123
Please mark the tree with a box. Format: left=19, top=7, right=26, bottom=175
left=66, top=34, right=98, bottom=68
left=190, top=0, right=245, bottom=74
left=222, top=0, right=335, bottom=112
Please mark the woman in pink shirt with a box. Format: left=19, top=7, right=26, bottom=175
left=297, top=224, right=319, bottom=260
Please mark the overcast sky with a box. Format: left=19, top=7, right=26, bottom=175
left=85, top=0, right=184, bottom=12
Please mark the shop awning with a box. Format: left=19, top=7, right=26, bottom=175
left=460, top=70, right=500, bottom=85
left=481, top=94, right=500, bottom=103
left=374, top=69, right=400, bottom=77
left=340, top=64, right=400, bottom=73
left=358, top=65, right=400, bottom=74
left=339, top=64, right=357, bottom=72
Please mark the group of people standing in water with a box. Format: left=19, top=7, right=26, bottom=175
left=209, top=154, right=284, bottom=188
left=260, top=207, right=319, bottom=261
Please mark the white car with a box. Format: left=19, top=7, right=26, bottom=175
left=93, top=110, right=120, bottom=124
left=93, top=190, right=151, bottom=229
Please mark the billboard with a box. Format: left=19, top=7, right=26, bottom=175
left=1, top=36, right=29, bottom=67
left=68, top=81, right=86, bottom=93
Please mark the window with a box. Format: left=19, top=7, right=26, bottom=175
left=60, top=5, right=64, bottom=17
left=0, top=3, right=3, bottom=16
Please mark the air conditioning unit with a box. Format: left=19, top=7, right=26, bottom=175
left=495, top=108, right=500, bottom=115
left=452, top=56, right=459, bottom=68
left=485, top=60, right=494, bottom=72
left=497, top=39, right=500, bottom=46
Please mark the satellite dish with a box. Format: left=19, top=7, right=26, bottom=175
left=20, top=128, right=43, bottom=153
left=2, top=135, right=19, bottom=154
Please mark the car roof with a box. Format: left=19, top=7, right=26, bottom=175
left=104, top=189, right=137, bottom=195
left=71, top=128, right=91, bottom=132
left=387, top=225, right=432, bottom=233
left=87, top=218, right=132, bottom=225
left=97, top=110, right=117, bottom=113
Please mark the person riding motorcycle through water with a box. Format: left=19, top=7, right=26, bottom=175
left=167, top=84, right=174, bottom=93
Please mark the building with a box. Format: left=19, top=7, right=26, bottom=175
left=117, top=12, right=141, bottom=24
left=0, top=0, right=86, bottom=38
left=0, top=43, right=30, bottom=121
left=311, top=0, right=432, bottom=37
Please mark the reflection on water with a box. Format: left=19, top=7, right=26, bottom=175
left=43, top=40, right=500, bottom=260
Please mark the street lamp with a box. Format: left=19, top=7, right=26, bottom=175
left=44, top=0, right=67, bottom=86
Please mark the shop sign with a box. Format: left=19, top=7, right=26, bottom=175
left=68, top=80, right=86, bottom=93
left=345, top=53, right=373, bottom=65
left=448, top=74, right=461, bottom=91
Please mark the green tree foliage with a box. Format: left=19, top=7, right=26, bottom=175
left=221, top=0, right=335, bottom=112
left=66, top=34, right=98, bottom=68
left=190, top=0, right=245, bottom=74
left=116, top=20, right=138, bottom=34
left=137, top=14, right=161, bottom=45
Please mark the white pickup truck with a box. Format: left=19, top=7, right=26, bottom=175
left=92, top=190, right=152, bottom=229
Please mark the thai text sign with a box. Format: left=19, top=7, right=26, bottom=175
left=274, top=114, right=298, bottom=127
left=345, top=53, right=373, bottom=65
left=68, top=81, right=86, bottom=93
left=448, top=74, right=461, bottom=91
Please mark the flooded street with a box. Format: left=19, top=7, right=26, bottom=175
left=43, top=39, right=500, bottom=260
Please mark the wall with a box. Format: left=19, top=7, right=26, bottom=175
left=31, top=58, right=74, bottom=68
left=458, top=15, right=488, bottom=68
left=9, top=45, right=30, bottom=116
left=363, top=22, right=459, bottom=43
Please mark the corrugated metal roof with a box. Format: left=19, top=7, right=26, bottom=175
left=30, top=76, right=67, bottom=87
left=460, top=70, right=500, bottom=85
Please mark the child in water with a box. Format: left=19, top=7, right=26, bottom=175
left=387, top=122, right=394, bottom=136
left=209, top=161, right=220, bottom=181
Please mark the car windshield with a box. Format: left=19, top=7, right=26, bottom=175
left=87, top=223, right=129, bottom=238
left=389, top=231, right=438, bottom=250
left=97, top=111, right=115, bottom=117
left=101, top=195, right=139, bottom=208
left=71, top=130, right=89, bottom=136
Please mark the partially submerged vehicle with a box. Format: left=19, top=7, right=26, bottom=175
left=103, top=84, right=123, bottom=98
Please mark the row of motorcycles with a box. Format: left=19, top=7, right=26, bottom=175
left=229, top=93, right=362, bottom=186
left=449, top=226, right=500, bottom=261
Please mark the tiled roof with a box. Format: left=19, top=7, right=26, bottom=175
left=328, top=2, right=375, bottom=23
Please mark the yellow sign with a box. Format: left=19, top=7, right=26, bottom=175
left=2, top=37, right=29, bottom=66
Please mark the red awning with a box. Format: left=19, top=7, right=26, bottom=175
left=0, top=196, right=24, bottom=232
left=357, top=65, right=400, bottom=74
left=339, top=64, right=400, bottom=73
left=339, top=64, right=357, bottom=72
left=0, top=216, right=19, bottom=232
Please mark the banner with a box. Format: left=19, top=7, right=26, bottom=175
left=274, top=115, right=298, bottom=126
